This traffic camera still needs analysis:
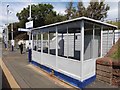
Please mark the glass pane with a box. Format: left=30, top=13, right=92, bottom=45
left=67, top=26, right=81, bottom=61
left=43, top=33, right=48, bottom=53
left=49, top=32, right=56, bottom=55
left=58, top=28, right=67, bottom=58
left=37, top=33, right=41, bottom=52
left=94, top=25, right=101, bottom=58
left=84, top=30, right=93, bottom=60
left=84, top=22, right=93, bottom=60
left=33, top=34, right=37, bottom=51
left=57, top=21, right=81, bottom=61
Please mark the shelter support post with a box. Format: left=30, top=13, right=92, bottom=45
left=32, top=34, right=33, bottom=50
left=108, top=30, right=110, bottom=52
left=56, top=26, right=58, bottom=68
left=80, top=20, right=84, bottom=82
left=100, top=26, right=103, bottom=57
left=48, top=32, right=50, bottom=54
left=67, top=26, right=69, bottom=58
left=74, top=32, right=75, bottom=57
left=107, top=30, right=109, bottom=53
left=41, top=33, right=43, bottom=53
left=29, top=31, right=31, bottom=48
left=36, top=33, right=38, bottom=50
left=92, top=25, right=95, bottom=58
left=28, top=31, right=32, bottom=62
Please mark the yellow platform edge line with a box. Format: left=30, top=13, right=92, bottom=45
left=0, top=58, right=20, bottom=89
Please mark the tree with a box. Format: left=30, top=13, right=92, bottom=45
left=16, top=4, right=65, bottom=28
left=45, top=12, right=66, bottom=25
left=76, top=0, right=86, bottom=17
left=65, top=0, right=110, bottom=21
left=65, top=1, right=76, bottom=19
left=86, top=0, right=110, bottom=21
left=15, top=3, right=66, bottom=40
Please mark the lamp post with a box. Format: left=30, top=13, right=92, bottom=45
left=6, top=4, right=14, bottom=51
left=6, top=4, right=9, bottom=49
left=28, top=0, right=32, bottom=21
left=11, top=23, right=13, bottom=43
left=28, top=0, right=32, bottom=48
left=11, top=23, right=14, bottom=51
left=28, top=0, right=32, bottom=62
left=8, top=10, right=14, bottom=51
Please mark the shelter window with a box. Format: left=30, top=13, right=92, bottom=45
left=33, top=34, right=37, bottom=51
left=94, top=25, right=101, bottom=58
left=84, top=22, right=93, bottom=60
left=58, top=28, right=67, bottom=58
left=43, top=33, right=48, bottom=53
left=37, top=33, right=41, bottom=52
left=49, top=32, right=56, bottom=55
left=57, top=21, right=81, bottom=61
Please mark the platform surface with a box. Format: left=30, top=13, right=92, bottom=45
left=2, top=47, right=69, bottom=88
left=1, top=43, right=119, bottom=89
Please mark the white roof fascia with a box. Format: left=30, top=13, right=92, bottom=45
left=32, top=17, right=117, bottom=31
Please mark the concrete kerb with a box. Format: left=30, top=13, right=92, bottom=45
left=0, top=58, right=20, bottom=89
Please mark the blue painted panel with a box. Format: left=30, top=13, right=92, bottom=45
left=54, top=70, right=96, bottom=88
left=31, top=60, right=41, bottom=67
left=31, top=60, right=96, bottom=89
left=40, top=65, right=52, bottom=73
left=80, top=75, right=96, bottom=88
left=54, top=71, right=79, bottom=87
left=31, top=60, right=52, bottom=73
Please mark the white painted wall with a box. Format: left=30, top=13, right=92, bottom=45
left=57, top=56, right=81, bottom=80
left=102, top=30, right=120, bottom=56
left=115, top=30, right=120, bottom=42
left=82, top=59, right=96, bottom=80
left=41, top=53, right=56, bottom=70
left=32, top=50, right=41, bottom=64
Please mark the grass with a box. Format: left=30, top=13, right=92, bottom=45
left=111, top=46, right=120, bottom=61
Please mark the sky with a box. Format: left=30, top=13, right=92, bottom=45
left=0, top=0, right=119, bottom=33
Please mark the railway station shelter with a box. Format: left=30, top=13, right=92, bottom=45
left=30, top=17, right=117, bottom=88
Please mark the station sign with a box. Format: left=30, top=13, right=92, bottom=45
left=26, top=21, right=33, bottom=29
left=18, top=28, right=29, bottom=32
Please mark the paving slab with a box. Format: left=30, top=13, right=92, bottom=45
left=2, top=48, right=68, bottom=88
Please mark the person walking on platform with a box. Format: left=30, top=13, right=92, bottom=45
left=18, top=40, right=24, bottom=54
left=19, top=43, right=23, bottom=54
